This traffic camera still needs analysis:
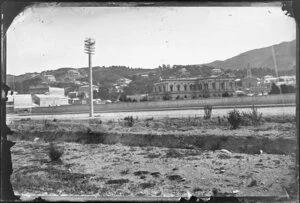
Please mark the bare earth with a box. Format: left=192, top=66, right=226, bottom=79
left=7, top=112, right=298, bottom=199
left=11, top=141, right=296, bottom=198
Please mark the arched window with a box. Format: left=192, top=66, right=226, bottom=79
left=221, top=82, right=225, bottom=89
left=170, top=85, right=173, bottom=92
left=159, top=86, right=162, bottom=92
left=199, top=84, right=202, bottom=90
left=177, top=85, right=180, bottom=91
left=212, top=83, right=216, bottom=89
left=163, top=86, right=166, bottom=92
left=189, top=84, right=193, bottom=91
left=184, top=84, right=187, bottom=91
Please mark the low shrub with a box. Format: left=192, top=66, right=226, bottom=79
left=241, top=106, right=264, bottom=126
left=203, top=105, right=212, bottom=120
left=120, top=169, right=129, bottom=175
left=48, top=142, right=63, bottom=162
left=227, top=109, right=242, bottom=129
left=44, top=120, right=52, bottom=128
left=124, top=116, right=134, bottom=127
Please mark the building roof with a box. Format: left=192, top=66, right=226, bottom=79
left=13, top=94, right=32, bottom=99
left=34, top=94, right=67, bottom=99
left=79, top=85, right=98, bottom=88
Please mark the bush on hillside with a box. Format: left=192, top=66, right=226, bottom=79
left=48, top=143, right=63, bottom=162
left=241, top=106, right=264, bottom=126
left=227, top=109, right=242, bottom=129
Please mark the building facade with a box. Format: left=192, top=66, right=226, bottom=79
left=151, top=74, right=236, bottom=101
left=32, top=95, right=69, bottom=107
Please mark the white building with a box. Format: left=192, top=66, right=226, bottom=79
left=48, top=87, right=65, bottom=96
left=43, top=74, right=56, bottom=82
left=33, top=94, right=69, bottom=107
left=116, top=78, right=132, bottom=87
left=276, top=76, right=296, bottom=86
left=212, top=68, right=223, bottom=75
left=13, top=94, right=34, bottom=112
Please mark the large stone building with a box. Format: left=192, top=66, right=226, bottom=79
left=151, top=73, right=236, bottom=101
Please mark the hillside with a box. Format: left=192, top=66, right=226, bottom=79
left=204, top=40, right=296, bottom=71
left=6, top=40, right=296, bottom=97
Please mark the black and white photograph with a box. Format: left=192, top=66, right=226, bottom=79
left=1, top=2, right=299, bottom=202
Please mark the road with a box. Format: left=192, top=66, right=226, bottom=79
left=6, top=105, right=296, bottom=123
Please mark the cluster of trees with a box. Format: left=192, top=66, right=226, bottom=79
left=269, top=83, right=296, bottom=94
left=119, top=94, right=138, bottom=102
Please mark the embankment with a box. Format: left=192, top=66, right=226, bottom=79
left=10, top=130, right=296, bottom=155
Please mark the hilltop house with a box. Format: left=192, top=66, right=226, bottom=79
left=42, top=74, right=56, bottom=82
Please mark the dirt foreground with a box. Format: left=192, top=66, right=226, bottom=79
left=7, top=114, right=298, bottom=199
left=11, top=141, right=297, bottom=198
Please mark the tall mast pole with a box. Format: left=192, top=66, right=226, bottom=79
left=84, top=38, right=95, bottom=117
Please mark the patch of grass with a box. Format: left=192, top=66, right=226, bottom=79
left=48, top=142, right=63, bottom=162
left=12, top=166, right=97, bottom=194
left=124, top=116, right=134, bottom=127
left=120, top=169, right=130, bottom=175
left=203, top=105, right=212, bottom=120
left=150, top=172, right=161, bottom=178
left=165, top=148, right=182, bottom=158
left=210, top=142, right=221, bottom=151
left=133, top=171, right=149, bottom=176
left=44, top=120, right=53, bottom=128
left=106, top=179, right=129, bottom=185
left=145, top=117, right=154, bottom=121
left=264, top=115, right=296, bottom=123
left=217, top=153, right=231, bottom=159
left=139, top=182, right=156, bottom=189
left=145, top=153, right=161, bottom=159
left=167, top=174, right=184, bottom=182
left=241, top=106, right=264, bottom=126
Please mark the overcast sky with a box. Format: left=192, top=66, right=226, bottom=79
left=7, top=4, right=296, bottom=75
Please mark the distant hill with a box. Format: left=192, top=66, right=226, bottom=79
left=204, top=40, right=296, bottom=71
left=6, top=40, right=296, bottom=97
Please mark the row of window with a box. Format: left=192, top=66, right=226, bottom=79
left=161, top=92, right=234, bottom=99
left=154, top=82, right=234, bottom=93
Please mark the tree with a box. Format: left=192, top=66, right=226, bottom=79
left=269, top=83, right=280, bottom=94
left=78, top=92, right=86, bottom=100
left=162, top=92, right=172, bottom=100
left=280, top=84, right=295, bottom=94
left=222, top=92, right=230, bottom=97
